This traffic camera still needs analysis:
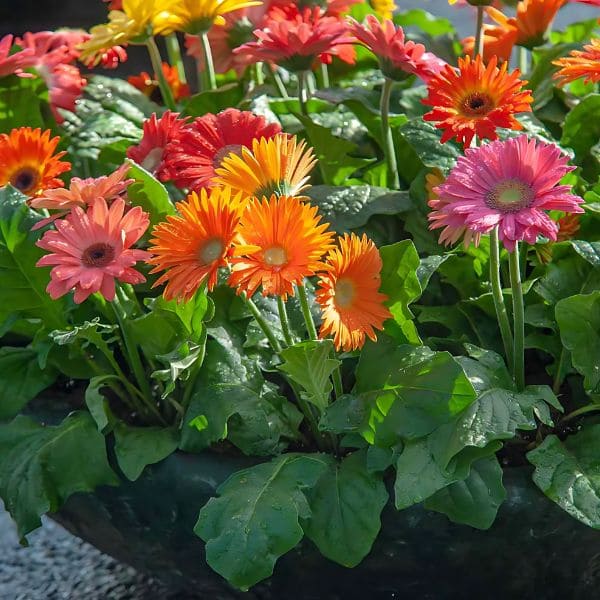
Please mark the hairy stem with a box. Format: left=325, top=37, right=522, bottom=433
left=146, top=37, right=176, bottom=110
left=509, top=243, right=525, bottom=391
left=380, top=77, right=400, bottom=189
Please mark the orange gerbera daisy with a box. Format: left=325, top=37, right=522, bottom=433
left=422, top=54, right=533, bottom=147
left=0, top=128, right=71, bottom=197
left=148, top=187, right=243, bottom=300
left=128, top=62, right=190, bottom=102
left=229, top=195, right=334, bottom=299
left=554, top=38, right=600, bottom=86
left=316, top=233, right=391, bottom=352
left=462, top=23, right=518, bottom=64
left=212, top=134, right=316, bottom=201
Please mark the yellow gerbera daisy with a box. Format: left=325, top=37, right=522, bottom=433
left=370, top=0, right=396, bottom=19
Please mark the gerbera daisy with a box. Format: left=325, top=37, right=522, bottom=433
left=162, top=108, right=281, bottom=191
left=0, top=128, right=71, bottom=198
left=316, top=233, right=391, bottom=352
left=554, top=38, right=600, bottom=86
left=430, top=135, right=584, bottom=252
left=422, top=54, right=533, bottom=147
left=127, top=111, right=189, bottom=179
left=147, top=187, right=243, bottom=300
left=270, top=0, right=361, bottom=18
left=234, top=7, right=356, bottom=72
left=36, top=197, right=150, bottom=304
left=128, top=62, right=190, bottom=102
left=349, top=16, right=445, bottom=82
left=228, top=195, right=334, bottom=299
left=0, top=34, right=35, bottom=78
left=461, top=21, right=518, bottom=63
left=212, top=134, right=316, bottom=201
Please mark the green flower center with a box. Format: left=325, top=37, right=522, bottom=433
left=486, top=179, right=534, bottom=213
left=335, top=277, right=356, bottom=308
left=264, top=246, right=288, bottom=268
left=200, top=238, right=224, bottom=264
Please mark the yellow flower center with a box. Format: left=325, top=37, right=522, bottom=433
left=460, top=91, right=495, bottom=117
left=486, top=179, right=534, bottom=213
left=82, top=243, right=115, bottom=268
left=10, top=166, right=40, bottom=195
left=334, top=277, right=356, bottom=308
left=264, top=246, right=288, bottom=268
left=199, top=238, right=224, bottom=264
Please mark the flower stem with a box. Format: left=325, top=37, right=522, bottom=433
left=297, top=283, right=318, bottom=340
left=332, top=364, right=343, bottom=399
left=319, top=63, right=330, bottom=89
left=509, top=243, right=525, bottom=391
left=166, top=33, right=187, bottom=83
left=146, top=37, right=176, bottom=111
left=277, top=296, right=294, bottom=347
left=518, top=46, right=528, bottom=75
left=244, top=294, right=282, bottom=353
left=253, top=62, right=264, bottom=86
left=200, top=32, right=217, bottom=90
left=560, top=403, right=600, bottom=425
left=380, top=77, right=400, bottom=189
left=269, top=64, right=289, bottom=98
left=297, top=70, right=309, bottom=117
left=490, top=227, right=514, bottom=371
left=474, top=6, right=485, bottom=58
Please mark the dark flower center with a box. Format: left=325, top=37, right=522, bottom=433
left=486, top=179, right=534, bottom=213
left=10, top=167, right=40, bottom=194
left=461, top=92, right=495, bottom=116
left=82, top=243, right=116, bottom=268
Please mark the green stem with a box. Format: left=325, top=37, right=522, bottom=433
left=253, top=62, right=264, bottom=86
left=166, top=33, right=187, bottom=83
left=297, top=70, right=309, bottom=117
left=200, top=32, right=216, bottom=90
left=518, top=46, right=528, bottom=75
left=380, top=77, right=399, bottom=189
left=277, top=296, right=294, bottom=347
left=297, top=283, right=318, bottom=340
left=560, top=403, right=600, bottom=425
left=552, top=347, right=566, bottom=395
left=332, top=365, right=343, bottom=400
left=319, top=63, right=330, bottom=89
left=509, top=243, right=525, bottom=391
left=146, top=37, right=176, bottom=110
left=288, top=380, right=327, bottom=451
left=244, top=295, right=282, bottom=353
left=269, top=65, right=289, bottom=98
left=490, top=227, right=514, bottom=370
left=474, top=6, right=485, bottom=58
left=179, top=339, right=207, bottom=423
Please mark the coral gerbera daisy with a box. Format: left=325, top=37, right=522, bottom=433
left=0, top=34, right=35, bottom=78
left=422, top=54, right=533, bottom=148
left=162, top=108, right=281, bottom=192
left=127, top=111, right=189, bottom=180
left=128, top=62, right=190, bottom=102
left=147, top=187, right=243, bottom=300
left=348, top=16, right=445, bottom=82
left=316, top=233, right=391, bottom=352
left=228, top=195, right=334, bottom=299
left=0, top=128, right=71, bottom=198
left=234, top=7, right=356, bottom=72
left=212, top=134, right=316, bottom=201
left=36, top=197, right=150, bottom=304
left=430, top=135, right=584, bottom=252
left=554, top=38, right=600, bottom=86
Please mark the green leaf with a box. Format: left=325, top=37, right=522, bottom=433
left=84, top=375, right=118, bottom=433
left=195, top=453, right=329, bottom=590
left=0, top=74, right=49, bottom=131
left=278, top=340, right=340, bottom=413
left=400, top=119, right=461, bottom=173
left=424, top=455, right=506, bottom=530
left=113, top=424, right=179, bottom=481
left=181, top=83, right=244, bottom=117
left=0, top=412, right=119, bottom=540
left=303, top=451, right=388, bottom=567
left=379, top=240, right=422, bottom=343
left=0, top=347, right=57, bottom=420
left=126, top=161, right=175, bottom=226
left=528, top=425, right=600, bottom=528
left=571, top=240, right=600, bottom=267
left=394, top=9, right=455, bottom=36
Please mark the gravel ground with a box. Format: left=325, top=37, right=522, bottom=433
left=0, top=503, right=198, bottom=600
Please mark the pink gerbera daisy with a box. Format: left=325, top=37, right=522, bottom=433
left=127, top=111, right=189, bottom=180
left=162, top=108, right=281, bottom=192
left=430, top=135, right=584, bottom=252
left=0, top=34, right=35, bottom=78
left=36, top=196, right=150, bottom=304
left=348, top=15, right=445, bottom=82
left=234, top=7, right=356, bottom=72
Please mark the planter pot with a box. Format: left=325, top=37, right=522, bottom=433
left=52, top=450, right=600, bottom=599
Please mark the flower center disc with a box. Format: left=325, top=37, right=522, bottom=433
left=10, top=166, right=40, bottom=195
left=200, top=238, right=224, bottom=264
left=213, top=144, right=244, bottom=168
left=82, top=242, right=115, bottom=268
left=460, top=92, right=494, bottom=116
left=264, top=246, right=288, bottom=268
left=335, top=277, right=356, bottom=308
left=486, top=179, right=534, bottom=213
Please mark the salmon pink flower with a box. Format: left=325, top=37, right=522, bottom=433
left=554, top=38, right=600, bottom=86
left=36, top=197, right=150, bottom=304
left=429, top=136, right=584, bottom=252
left=162, top=108, right=281, bottom=192
left=0, top=34, right=35, bottom=78
left=349, top=16, right=445, bottom=82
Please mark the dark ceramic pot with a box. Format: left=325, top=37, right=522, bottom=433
left=52, top=450, right=600, bottom=600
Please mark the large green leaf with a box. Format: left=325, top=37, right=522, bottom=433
left=0, top=347, right=57, bottom=420
left=181, top=83, right=244, bottom=117
left=528, top=425, right=600, bottom=528
left=126, top=161, right=175, bottom=226
left=0, top=412, right=119, bottom=540
left=279, top=340, right=340, bottom=413
left=303, top=450, right=388, bottom=567
left=562, top=94, right=600, bottom=180
left=0, top=74, right=49, bottom=131
left=195, top=453, right=329, bottom=590
left=424, top=455, right=506, bottom=530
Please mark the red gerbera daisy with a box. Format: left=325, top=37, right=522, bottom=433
left=162, top=108, right=281, bottom=192
left=126, top=111, right=189, bottom=180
